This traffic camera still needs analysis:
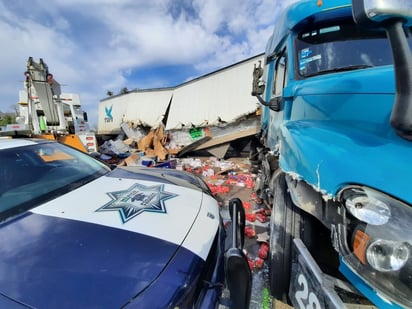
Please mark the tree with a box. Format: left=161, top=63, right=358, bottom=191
left=0, top=113, right=15, bottom=126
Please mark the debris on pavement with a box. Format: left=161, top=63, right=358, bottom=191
left=96, top=111, right=260, bottom=163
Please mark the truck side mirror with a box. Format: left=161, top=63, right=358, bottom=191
left=251, top=61, right=265, bottom=96
left=352, top=0, right=412, bottom=25
left=251, top=60, right=281, bottom=111
left=352, top=0, right=412, bottom=140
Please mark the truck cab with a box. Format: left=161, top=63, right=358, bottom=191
left=252, top=0, right=412, bottom=308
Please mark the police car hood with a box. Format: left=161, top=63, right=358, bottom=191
left=0, top=169, right=220, bottom=308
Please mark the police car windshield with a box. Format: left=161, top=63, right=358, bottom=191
left=0, top=141, right=110, bottom=220
left=295, top=20, right=412, bottom=78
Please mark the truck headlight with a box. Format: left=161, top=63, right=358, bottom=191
left=339, top=186, right=412, bottom=307
left=366, top=239, right=409, bottom=272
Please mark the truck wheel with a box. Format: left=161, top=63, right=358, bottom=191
left=268, top=171, right=309, bottom=302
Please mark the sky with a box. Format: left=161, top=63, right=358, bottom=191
left=0, top=0, right=292, bottom=128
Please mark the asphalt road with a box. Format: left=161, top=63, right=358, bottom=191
left=176, top=156, right=293, bottom=309
left=198, top=157, right=274, bottom=308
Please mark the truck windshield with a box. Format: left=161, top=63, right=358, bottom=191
left=295, top=20, right=412, bottom=78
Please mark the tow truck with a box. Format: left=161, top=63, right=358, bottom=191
left=0, top=57, right=97, bottom=153
left=251, top=0, right=412, bottom=308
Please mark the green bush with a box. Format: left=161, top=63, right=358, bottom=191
left=0, top=114, right=15, bottom=126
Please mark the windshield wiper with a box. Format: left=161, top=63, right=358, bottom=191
left=305, top=64, right=373, bottom=77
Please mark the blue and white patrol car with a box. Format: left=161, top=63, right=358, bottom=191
left=0, top=138, right=251, bottom=308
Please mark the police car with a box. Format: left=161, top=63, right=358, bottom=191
left=0, top=138, right=251, bottom=308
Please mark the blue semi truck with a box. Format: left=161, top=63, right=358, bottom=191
left=251, top=0, right=412, bottom=308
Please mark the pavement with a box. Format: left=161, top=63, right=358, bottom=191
left=180, top=156, right=278, bottom=308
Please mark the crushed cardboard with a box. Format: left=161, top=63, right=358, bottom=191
left=100, top=113, right=260, bottom=161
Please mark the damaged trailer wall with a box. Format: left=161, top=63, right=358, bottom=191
left=166, top=55, right=263, bottom=130
left=98, top=88, right=173, bottom=134
left=97, top=54, right=264, bottom=134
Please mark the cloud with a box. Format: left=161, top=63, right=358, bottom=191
left=0, top=0, right=280, bottom=128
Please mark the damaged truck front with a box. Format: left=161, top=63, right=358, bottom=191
left=252, top=0, right=412, bottom=308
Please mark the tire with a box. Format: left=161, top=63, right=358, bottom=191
left=268, top=171, right=310, bottom=303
